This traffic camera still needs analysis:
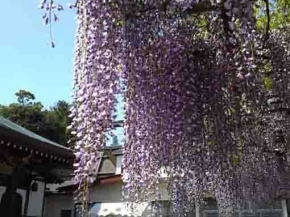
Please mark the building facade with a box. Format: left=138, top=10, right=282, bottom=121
left=43, top=145, right=290, bottom=217
left=0, top=117, right=74, bottom=217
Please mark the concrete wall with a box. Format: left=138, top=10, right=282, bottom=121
left=0, top=181, right=45, bottom=217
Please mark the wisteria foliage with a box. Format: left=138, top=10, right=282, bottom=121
left=42, top=0, right=290, bottom=216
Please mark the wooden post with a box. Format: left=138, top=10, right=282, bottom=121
left=23, top=187, right=30, bottom=217
left=41, top=182, right=46, bottom=217
left=195, top=201, right=200, bottom=217
left=0, top=174, right=23, bottom=217
left=282, top=200, right=288, bottom=217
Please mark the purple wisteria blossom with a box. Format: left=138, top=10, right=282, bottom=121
left=60, top=0, right=290, bottom=216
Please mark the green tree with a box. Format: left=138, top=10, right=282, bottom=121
left=43, top=100, right=71, bottom=146
left=0, top=90, right=71, bottom=147
left=15, top=90, right=35, bottom=105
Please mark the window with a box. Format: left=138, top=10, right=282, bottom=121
left=106, top=94, right=125, bottom=147
left=60, top=209, right=72, bottom=217
left=106, top=125, right=124, bottom=147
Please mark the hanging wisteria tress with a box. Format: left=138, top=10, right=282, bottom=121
left=41, top=0, right=290, bottom=216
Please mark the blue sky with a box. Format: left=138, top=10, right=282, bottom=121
left=0, top=0, right=76, bottom=108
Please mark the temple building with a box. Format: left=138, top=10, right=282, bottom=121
left=0, top=116, right=74, bottom=217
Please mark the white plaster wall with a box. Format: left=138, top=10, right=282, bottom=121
left=89, top=181, right=170, bottom=203
left=44, top=194, right=74, bottom=217
left=88, top=182, right=173, bottom=217
left=43, top=182, right=172, bottom=217
left=115, top=156, right=122, bottom=175
left=27, top=181, right=45, bottom=217
left=89, top=182, right=123, bottom=202
left=0, top=181, right=45, bottom=217
left=46, top=179, right=74, bottom=192
left=43, top=183, right=123, bottom=217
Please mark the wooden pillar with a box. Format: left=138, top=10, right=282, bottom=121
left=41, top=182, right=46, bottom=217
left=23, top=187, right=30, bottom=217
left=0, top=174, right=22, bottom=217
left=282, top=200, right=288, bottom=217
left=195, top=201, right=200, bottom=217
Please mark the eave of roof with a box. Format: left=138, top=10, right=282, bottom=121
left=98, top=174, right=122, bottom=185
left=0, top=116, right=74, bottom=162
left=55, top=174, right=123, bottom=193
left=103, top=145, right=123, bottom=155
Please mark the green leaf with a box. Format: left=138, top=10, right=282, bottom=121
left=263, top=76, right=273, bottom=90
left=231, top=155, right=241, bottom=164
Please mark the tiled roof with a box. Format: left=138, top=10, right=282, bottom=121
left=0, top=116, right=74, bottom=162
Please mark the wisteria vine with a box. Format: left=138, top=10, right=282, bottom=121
left=41, top=0, right=290, bottom=216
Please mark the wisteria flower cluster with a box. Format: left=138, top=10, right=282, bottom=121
left=68, top=0, right=122, bottom=209
left=40, top=0, right=290, bottom=216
